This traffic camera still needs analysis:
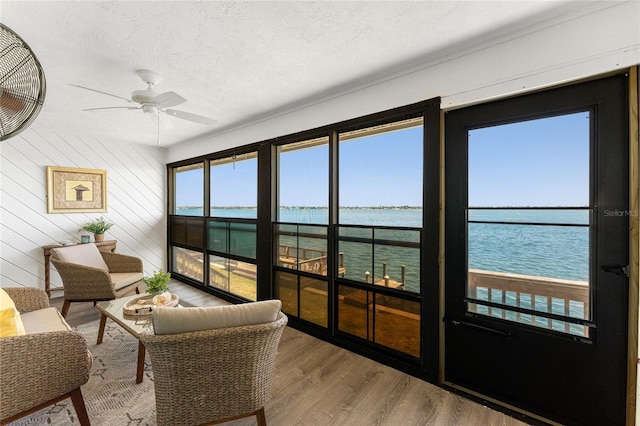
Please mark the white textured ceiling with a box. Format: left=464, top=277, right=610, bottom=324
left=1, top=1, right=600, bottom=147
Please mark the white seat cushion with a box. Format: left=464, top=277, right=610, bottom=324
left=21, top=307, right=72, bottom=334
left=21, top=307, right=93, bottom=368
left=110, top=272, right=143, bottom=290
left=153, top=299, right=282, bottom=335
left=52, top=243, right=109, bottom=271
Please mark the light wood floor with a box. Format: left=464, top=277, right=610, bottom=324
left=51, top=281, right=530, bottom=426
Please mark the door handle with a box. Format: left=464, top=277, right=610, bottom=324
left=601, top=264, right=629, bottom=277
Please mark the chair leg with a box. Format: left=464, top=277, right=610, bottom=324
left=61, top=300, right=71, bottom=318
left=255, top=407, right=267, bottom=426
left=69, top=388, right=90, bottom=426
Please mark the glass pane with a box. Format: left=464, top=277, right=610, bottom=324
left=373, top=245, right=418, bottom=291
left=169, top=216, right=204, bottom=248
left=208, top=256, right=256, bottom=301
left=185, top=218, right=204, bottom=248
left=229, top=260, right=256, bottom=301
left=297, top=225, right=327, bottom=276
left=210, top=153, right=257, bottom=218
left=374, top=228, right=420, bottom=293
left=337, top=227, right=373, bottom=283
left=229, top=222, right=256, bottom=258
left=299, top=276, right=328, bottom=327
left=207, top=221, right=227, bottom=253
left=172, top=247, right=203, bottom=282
left=339, top=118, right=423, bottom=227
left=374, top=294, right=420, bottom=357
left=467, top=112, right=591, bottom=336
left=175, top=163, right=204, bottom=216
left=468, top=222, right=589, bottom=281
left=469, top=112, right=589, bottom=207
left=169, top=216, right=185, bottom=245
left=338, top=285, right=369, bottom=340
left=209, top=255, right=229, bottom=292
left=278, top=137, right=329, bottom=224
left=275, top=271, right=298, bottom=317
left=275, top=224, right=297, bottom=269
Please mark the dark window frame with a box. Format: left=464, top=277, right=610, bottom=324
left=168, top=97, right=441, bottom=381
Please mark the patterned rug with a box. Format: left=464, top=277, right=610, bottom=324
left=9, top=321, right=157, bottom=426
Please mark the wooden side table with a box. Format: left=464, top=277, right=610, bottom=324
left=42, top=240, right=117, bottom=298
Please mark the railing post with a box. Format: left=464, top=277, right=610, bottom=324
left=467, top=270, right=477, bottom=313
left=564, top=299, right=571, bottom=333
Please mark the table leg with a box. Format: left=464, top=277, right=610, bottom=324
left=97, top=313, right=107, bottom=344
left=136, top=340, right=145, bottom=384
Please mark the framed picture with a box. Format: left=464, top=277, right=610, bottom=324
left=46, top=166, right=107, bottom=213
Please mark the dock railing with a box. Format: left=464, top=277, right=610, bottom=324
left=278, top=244, right=345, bottom=276
left=467, top=269, right=589, bottom=335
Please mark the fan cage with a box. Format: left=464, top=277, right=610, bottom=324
left=0, top=23, right=46, bottom=141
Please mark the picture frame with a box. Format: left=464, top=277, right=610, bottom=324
left=46, top=166, right=107, bottom=213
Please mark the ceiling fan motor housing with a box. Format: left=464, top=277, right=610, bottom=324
left=131, top=89, right=157, bottom=105
left=131, top=69, right=162, bottom=109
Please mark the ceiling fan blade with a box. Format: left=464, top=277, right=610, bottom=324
left=164, top=109, right=217, bottom=126
left=83, top=106, right=140, bottom=112
left=69, top=84, right=133, bottom=103
left=153, top=91, right=187, bottom=109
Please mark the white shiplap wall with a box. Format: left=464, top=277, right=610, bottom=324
left=0, top=127, right=167, bottom=294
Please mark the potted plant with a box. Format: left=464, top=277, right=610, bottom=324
left=80, top=216, right=113, bottom=242
left=143, top=269, right=171, bottom=295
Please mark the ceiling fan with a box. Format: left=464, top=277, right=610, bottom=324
left=0, top=23, right=47, bottom=141
left=71, top=69, right=216, bottom=140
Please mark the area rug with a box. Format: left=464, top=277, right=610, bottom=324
left=9, top=321, right=158, bottom=426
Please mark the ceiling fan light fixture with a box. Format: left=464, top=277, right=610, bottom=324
left=141, top=104, right=158, bottom=115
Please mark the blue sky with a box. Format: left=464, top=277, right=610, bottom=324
left=469, top=111, right=589, bottom=207
left=176, top=111, right=589, bottom=208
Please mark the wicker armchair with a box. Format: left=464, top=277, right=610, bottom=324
left=140, top=311, right=288, bottom=426
left=50, top=243, right=143, bottom=317
left=0, top=287, right=91, bottom=425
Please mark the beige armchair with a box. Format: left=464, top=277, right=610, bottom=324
left=0, top=287, right=91, bottom=425
left=140, top=301, right=288, bottom=426
left=50, top=243, right=144, bottom=317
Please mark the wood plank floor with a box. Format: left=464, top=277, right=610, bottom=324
left=51, top=281, right=529, bottom=426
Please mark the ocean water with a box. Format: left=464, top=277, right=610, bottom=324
left=176, top=207, right=589, bottom=291
left=468, top=209, right=589, bottom=282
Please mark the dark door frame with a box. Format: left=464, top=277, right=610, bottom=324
left=443, top=73, right=630, bottom=425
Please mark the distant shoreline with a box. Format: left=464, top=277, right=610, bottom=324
left=176, top=206, right=422, bottom=210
